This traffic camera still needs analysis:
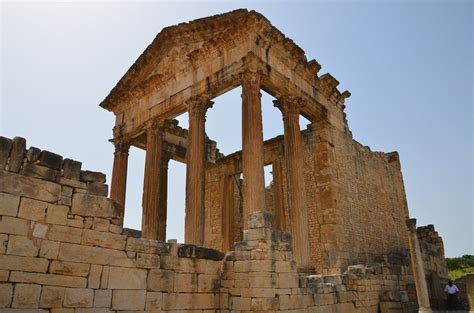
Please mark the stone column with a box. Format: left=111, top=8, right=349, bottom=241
left=157, top=153, right=170, bottom=241
left=185, top=96, right=213, bottom=245
left=142, top=120, right=165, bottom=240
left=272, top=159, right=286, bottom=231
left=241, top=69, right=266, bottom=227
left=407, top=218, right=432, bottom=312
left=274, top=96, right=313, bottom=270
left=110, top=131, right=130, bottom=215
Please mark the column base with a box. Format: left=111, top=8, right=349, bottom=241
left=418, top=308, right=432, bottom=313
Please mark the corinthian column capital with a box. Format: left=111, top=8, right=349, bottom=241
left=186, top=95, right=214, bottom=118
left=112, top=125, right=130, bottom=154
left=273, top=96, right=305, bottom=117
left=240, top=69, right=261, bottom=96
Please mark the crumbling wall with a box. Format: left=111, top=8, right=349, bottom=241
left=203, top=117, right=412, bottom=276
left=0, top=136, right=223, bottom=311
left=317, top=120, right=410, bottom=273
left=0, top=135, right=430, bottom=312
left=417, top=224, right=449, bottom=308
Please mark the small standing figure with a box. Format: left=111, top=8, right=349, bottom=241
left=444, top=279, right=460, bottom=310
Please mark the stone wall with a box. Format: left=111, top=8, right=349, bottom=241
left=204, top=117, right=411, bottom=275
left=416, top=224, right=450, bottom=309
left=0, top=136, right=224, bottom=311
left=0, top=135, right=420, bottom=312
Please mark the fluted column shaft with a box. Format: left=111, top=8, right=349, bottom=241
left=407, top=218, right=432, bottom=312
left=241, top=70, right=266, bottom=227
left=185, top=96, right=213, bottom=245
left=142, top=120, right=165, bottom=240
left=110, top=137, right=130, bottom=216
left=275, top=96, right=312, bottom=269
left=157, top=154, right=170, bottom=241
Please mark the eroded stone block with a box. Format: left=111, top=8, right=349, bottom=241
left=12, top=283, right=41, bottom=308
left=108, top=266, right=147, bottom=289
left=63, top=288, right=93, bottom=308
left=38, top=150, right=63, bottom=170
left=0, top=193, right=20, bottom=217
left=8, top=137, right=26, bottom=173
left=71, top=193, right=120, bottom=218
left=111, top=290, right=146, bottom=310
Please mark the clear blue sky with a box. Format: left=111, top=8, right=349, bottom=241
left=1, top=1, right=472, bottom=257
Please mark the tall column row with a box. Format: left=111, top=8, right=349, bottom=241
left=109, top=67, right=314, bottom=271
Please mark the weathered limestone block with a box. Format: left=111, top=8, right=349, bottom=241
left=198, top=274, right=220, bottom=292
left=313, top=293, right=337, bottom=305
left=18, top=198, right=48, bottom=221
left=82, top=229, right=125, bottom=250
left=26, top=147, right=41, bottom=163
left=92, top=218, right=110, bottom=232
left=39, top=240, right=60, bottom=259
left=147, top=269, right=174, bottom=292
left=57, top=176, right=87, bottom=189
left=10, top=271, right=87, bottom=288
left=0, top=137, right=13, bottom=169
left=251, top=297, right=279, bottom=310
left=6, top=235, right=39, bottom=257
left=11, top=283, right=41, bottom=308
left=177, top=244, right=225, bottom=260
left=50, top=261, right=90, bottom=277
left=0, top=283, right=13, bottom=307
left=0, top=170, right=61, bottom=203
left=0, top=192, right=20, bottom=217
left=63, top=288, right=93, bottom=308
left=162, top=293, right=220, bottom=310
left=8, top=137, right=26, bottom=173
left=241, top=287, right=276, bottom=298
left=94, top=289, right=112, bottom=308
left=0, top=269, right=9, bottom=281
left=0, top=254, right=48, bottom=272
left=39, top=286, right=65, bottom=308
left=230, top=296, right=252, bottom=310
left=31, top=223, right=47, bottom=240
left=145, top=292, right=162, bottom=310
left=62, top=159, right=82, bottom=180
left=0, top=234, right=6, bottom=254
left=86, top=182, right=108, bottom=197
left=21, top=163, right=58, bottom=181
left=48, top=225, right=83, bottom=243
left=112, top=290, right=146, bottom=310
left=174, top=272, right=198, bottom=292
left=38, top=151, right=63, bottom=170
left=80, top=170, right=106, bottom=183
left=87, top=264, right=101, bottom=288
left=71, top=193, right=120, bottom=218
left=243, top=227, right=273, bottom=241
left=99, top=266, right=109, bottom=289
left=136, top=253, right=160, bottom=268
left=126, top=237, right=168, bottom=254
left=0, top=216, right=29, bottom=236
left=46, top=204, right=69, bottom=225
left=58, top=243, right=135, bottom=267
left=107, top=266, right=147, bottom=289
left=247, top=211, right=274, bottom=229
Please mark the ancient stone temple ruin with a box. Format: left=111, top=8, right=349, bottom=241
left=2, top=9, right=468, bottom=312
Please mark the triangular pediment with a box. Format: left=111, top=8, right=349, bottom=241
left=100, top=9, right=316, bottom=111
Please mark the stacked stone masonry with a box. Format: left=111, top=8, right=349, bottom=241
left=1, top=9, right=461, bottom=313
left=0, top=136, right=466, bottom=311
